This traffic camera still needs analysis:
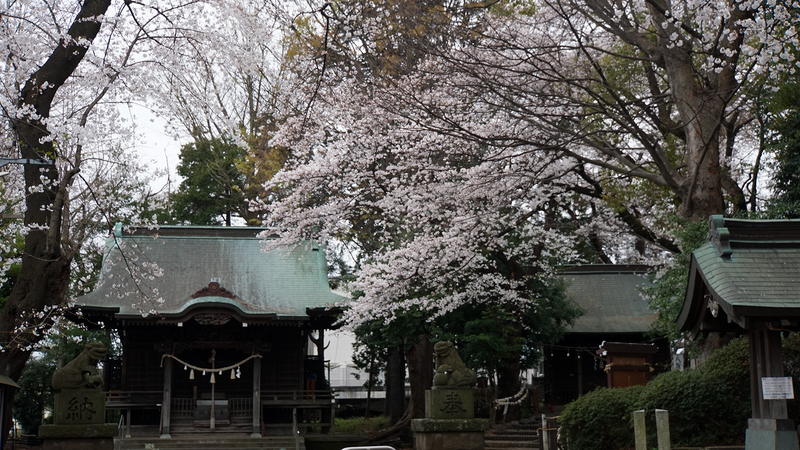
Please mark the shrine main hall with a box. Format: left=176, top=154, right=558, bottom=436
left=75, top=224, right=343, bottom=438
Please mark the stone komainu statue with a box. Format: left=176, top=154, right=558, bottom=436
left=432, top=341, right=477, bottom=388
left=52, top=342, right=108, bottom=391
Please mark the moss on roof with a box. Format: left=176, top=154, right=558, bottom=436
left=561, top=265, right=655, bottom=334
left=78, top=224, right=345, bottom=320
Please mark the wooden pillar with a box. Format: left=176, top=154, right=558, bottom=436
left=749, top=331, right=761, bottom=419
left=745, top=327, right=799, bottom=450
left=251, top=357, right=262, bottom=438
left=749, top=329, right=788, bottom=419
left=317, top=328, right=325, bottom=361
left=160, top=357, right=172, bottom=439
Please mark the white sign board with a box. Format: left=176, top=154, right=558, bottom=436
left=761, top=377, right=795, bottom=400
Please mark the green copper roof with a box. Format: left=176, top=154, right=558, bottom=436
left=561, top=265, right=654, bottom=334
left=677, top=215, right=800, bottom=335
left=78, top=225, right=345, bottom=320
left=692, top=244, right=800, bottom=309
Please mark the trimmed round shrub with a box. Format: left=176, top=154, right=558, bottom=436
left=638, top=369, right=748, bottom=446
left=559, top=385, right=643, bottom=450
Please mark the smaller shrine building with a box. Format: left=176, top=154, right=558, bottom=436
left=677, top=216, right=800, bottom=450
left=544, top=265, right=669, bottom=404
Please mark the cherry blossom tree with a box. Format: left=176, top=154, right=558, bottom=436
left=260, top=0, right=800, bottom=404
left=0, top=1, right=294, bottom=444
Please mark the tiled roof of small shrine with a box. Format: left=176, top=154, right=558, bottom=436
left=561, top=265, right=655, bottom=334
left=677, top=216, right=800, bottom=335
left=77, top=224, right=345, bottom=321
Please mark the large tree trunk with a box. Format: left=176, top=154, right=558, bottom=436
left=385, top=346, right=406, bottom=425
left=665, top=50, right=726, bottom=220
left=0, top=1, right=113, bottom=447
left=582, top=0, right=745, bottom=222
left=646, top=4, right=745, bottom=221
left=497, top=363, right=522, bottom=422
left=405, top=335, right=433, bottom=419
left=364, top=355, right=374, bottom=419
left=488, top=373, right=497, bottom=425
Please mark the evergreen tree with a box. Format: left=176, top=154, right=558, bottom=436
left=171, top=138, right=251, bottom=226
left=766, top=82, right=800, bottom=218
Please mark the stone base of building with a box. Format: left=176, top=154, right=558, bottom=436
left=41, top=437, right=115, bottom=450
left=39, top=423, right=118, bottom=450
left=745, top=419, right=799, bottom=450
left=412, top=418, right=490, bottom=450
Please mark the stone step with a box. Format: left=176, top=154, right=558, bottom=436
left=118, top=444, right=303, bottom=450
left=486, top=447, right=539, bottom=450
left=485, top=423, right=540, bottom=449
left=484, top=441, right=538, bottom=450
left=486, top=435, right=539, bottom=441
left=486, top=435, right=538, bottom=441
left=169, top=425, right=255, bottom=434
left=118, top=436, right=303, bottom=450
left=487, top=430, right=540, bottom=436
left=502, top=424, right=540, bottom=430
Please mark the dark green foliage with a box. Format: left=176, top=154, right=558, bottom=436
left=438, top=276, right=581, bottom=375
left=0, top=263, right=19, bottom=311
left=170, top=137, right=253, bottom=226
left=766, top=82, right=800, bottom=218
left=639, top=337, right=749, bottom=446
left=700, top=336, right=751, bottom=396
left=782, top=333, right=800, bottom=422
left=13, top=356, right=56, bottom=435
left=559, top=385, right=644, bottom=450
left=641, top=219, right=708, bottom=341
left=637, top=371, right=747, bottom=446
left=560, top=337, right=750, bottom=449
left=521, top=277, right=584, bottom=364
left=50, top=326, right=117, bottom=364
left=349, top=307, right=429, bottom=391
left=350, top=322, right=389, bottom=389
left=459, top=305, right=525, bottom=377
left=783, top=332, right=800, bottom=379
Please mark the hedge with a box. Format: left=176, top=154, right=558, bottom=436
left=559, top=337, right=751, bottom=450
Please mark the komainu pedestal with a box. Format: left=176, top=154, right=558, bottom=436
left=426, top=389, right=474, bottom=420
left=412, top=418, right=491, bottom=450
left=38, top=343, right=118, bottom=450
left=413, top=342, right=489, bottom=450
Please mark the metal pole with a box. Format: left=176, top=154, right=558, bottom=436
left=541, top=414, right=548, bottom=450
left=0, top=157, right=53, bottom=169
